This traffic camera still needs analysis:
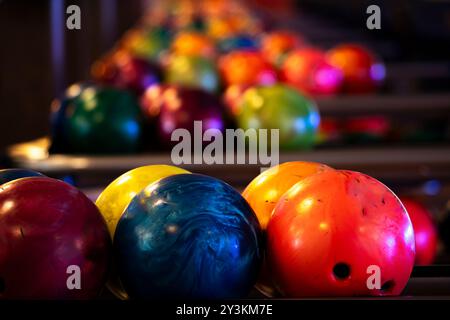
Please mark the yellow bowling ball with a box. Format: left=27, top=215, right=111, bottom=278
left=96, top=165, right=190, bottom=237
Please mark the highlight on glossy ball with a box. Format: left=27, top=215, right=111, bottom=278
left=164, top=54, right=220, bottom=93
left=0, top=168, right=45, bottom=186
left=243, top=162, right=332, bottom=230
left=267, top=170, right=415, bottom=297
left=96, top=165, right=190, bottom=237
left=236, top=84, right=320, bottom=150
left=171, top=31, right=216, bottom=58
left=114, top=174, right=262, bottom=299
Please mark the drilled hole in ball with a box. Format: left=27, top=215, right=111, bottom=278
left=0, top=277, right=5, bottom=293
left=333, top=263, right=351, bottom=280
left=381, top=280, right=395, bottom=293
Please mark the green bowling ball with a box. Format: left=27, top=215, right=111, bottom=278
left=56, top=85, right=143, bottom=154
left=164, top=55, right=220, bottom=93
left=121, top=28, right=171, bottom=62
left=236, top=85, right=320, bottom=150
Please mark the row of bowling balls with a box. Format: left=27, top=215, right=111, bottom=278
left=50, top=83, right=320, bottom=154
left=0, top=164, right=441, bottom=299
left=93, top=31, right=384, bottom=97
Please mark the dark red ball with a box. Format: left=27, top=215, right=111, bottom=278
left=0, top=177, right=111, bottom=299
left=92, top=50, right=162, bottom=95
left=142, top=85, right=226, bottom=147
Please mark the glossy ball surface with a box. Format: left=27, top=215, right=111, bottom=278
left=165, top=55, right=220, bottom=93
left=171, top=31, right=216, bottom=58
left=327, top=44, right=385, bottom=94
left=51, top=84, right=143, bottom=154
left=236, top=85, right=320, bottom=150
left=267, top=170, right=415, bottom=297
left=218, top=35, right=259, bottom=53
left=114, top=174, right=262, bottom=299
left=261, top=31, right=304, bottom=66
left=96, top=165, right=190, bottom=237
left=243, top=162, right=332, bottom=230
left=92, top=51, right=162, bottom=95
left=142, top=86, right=225, bottom=146
left=0, top=178, right=111, bottom=299
left=281, top=48, right=343, bottom=95
left=401, top=198, right=437, bottom=265
left=219, top=50, right=276, bottom=87
left=120, top=28, right=171, bottom=61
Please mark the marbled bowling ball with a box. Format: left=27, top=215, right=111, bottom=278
left=236, top=84, right=320, bottom=150
left=0, top=177, right=111, bottom=299
left=50, top=84, right=143, bottom=154
left=164, top=54, right=220, bottom=93
left=141, top=86, right=225, bottom=146
left=91, top=50, right=162, bottom=95
left=0, top=168, right=45, bottom=186
left=114, top=174, right=262, bottom=299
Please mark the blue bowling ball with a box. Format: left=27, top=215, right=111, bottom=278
left=219, top=35, right=259, bottom=53
left=0, top=169, right=45, bottom=186
left=114, top=173, right=262, bottom=299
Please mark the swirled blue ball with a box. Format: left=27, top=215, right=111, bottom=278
left=114, top=174, right=262, bottom=299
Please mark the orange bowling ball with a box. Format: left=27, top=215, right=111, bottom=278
left=327, top=44, right=385, bottom=93
left=171, top=31, right=216, bottom=58
left=267, top=170, right=415, bottom=297
left=281, top=48, right=343, bottom=95
left=261, top=30, right=304, bottom=66
left=219, top=50, right=277, bottom=87
left=243, top=161, right=332, bottom=230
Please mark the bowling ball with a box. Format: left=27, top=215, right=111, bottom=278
left=327, top=44, right=385, bottom=94
left=267, top=170, right=415, bottom=297
left=143, top=86, right=225, bottom=146
left=0, top=168, right=45, bottom=185
left=50, top=82, right=93, bottom=153
left=401, top=198, right=437, bottom=265
left=218, top=35, right=259, bottom=53
left=96, top=165, right=190, bottom=237
left=96, top=165, right=190, bottom=299
left=171, top=31, right=216, bottom=58
left=281, top=48, right=343, bottom=95
left=218, top=50, right=277, bottom=87
left=164, top=55, right=220, bottom=93
left=243, top=162, right=332, bottom=230
left=236, top=84, right=320, bottom=150
left=222, top=85, right=248, bottom=116
left=92, top=51, right=162, bottom=95
left=243, top=162, right=333, bottom=297
left=119, top=28, right=171, bottom=62
left=50, top=84, right=143, bottom=154
left=261, top=30, right=304, bottom=66
left=0, top=177, right=111, bottom=299
left=114, top=174, right=262, bottom=299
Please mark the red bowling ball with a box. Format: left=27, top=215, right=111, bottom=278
left=401, top=198, right=438, bottom=265
left=267, top=170, right=415, bottom=297
left=281, top=48, right=343, bottom=95
left=327, top=44, right=385, bottom=94
left=0, top=177, right=111, bottom=299
left=92, top=50, right=162, bottom=95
